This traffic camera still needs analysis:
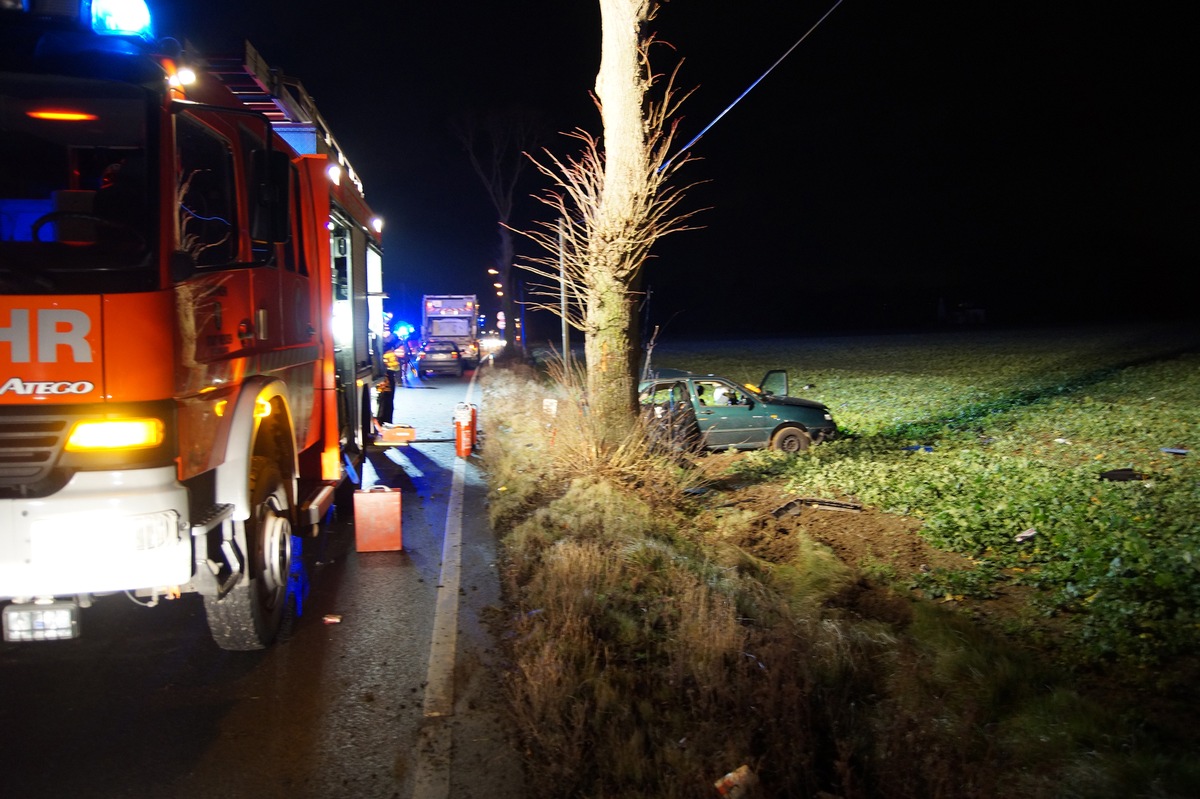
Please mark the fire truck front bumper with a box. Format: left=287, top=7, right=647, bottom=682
left=0, top=466, right=192, bottom=602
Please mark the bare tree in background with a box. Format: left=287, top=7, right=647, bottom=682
left=454, top=110, right=546, bottom=353
left=519, top=0, right=702, bottom=443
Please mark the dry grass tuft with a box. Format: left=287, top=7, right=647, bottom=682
left=481, top=358, right=708, bottom=524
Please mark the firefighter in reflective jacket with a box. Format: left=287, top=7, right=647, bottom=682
left=377, top=332, right=403, bottom=427
left=383, top=346, right=401, bottom=375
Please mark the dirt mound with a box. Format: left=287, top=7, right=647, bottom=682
left=710, top=481, right=968, bottom=576
left=699, top=477, right=984, bottom=628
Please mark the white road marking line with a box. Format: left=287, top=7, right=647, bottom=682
left=413, top=365, right=483, bottom=798
left=412, top=455, right=465, bottom=798
left=422, top=454, right=465, bottom=717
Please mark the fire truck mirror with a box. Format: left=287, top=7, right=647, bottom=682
left=250, top=149, right=292, bottom=245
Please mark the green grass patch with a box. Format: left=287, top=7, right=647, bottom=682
left=704, top=325, right=1200, bottom=666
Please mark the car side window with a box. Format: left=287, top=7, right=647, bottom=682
left=696, top=381, right=727, bottom=406
left=647, top=385, right=672, bottom=405
left=640, top=383, right=685, bottom=408
left=695, top=381, right=743, bottom=407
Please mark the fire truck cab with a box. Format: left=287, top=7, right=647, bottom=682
left=0, top=1, right=385, bottom=649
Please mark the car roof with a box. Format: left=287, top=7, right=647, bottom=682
left=642, top=369, right=740, bottom=383
left=642, top=368, right=715, bottom=380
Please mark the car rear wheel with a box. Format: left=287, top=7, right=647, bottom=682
left=771, top=426, right=811, bottom=453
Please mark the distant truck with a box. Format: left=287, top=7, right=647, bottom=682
left=422, top=295, right=479, bottom=366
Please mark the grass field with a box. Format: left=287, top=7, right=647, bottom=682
left=486, top=323, right=1200, bottom=798
left=649, top=323, right=1199, bottom=665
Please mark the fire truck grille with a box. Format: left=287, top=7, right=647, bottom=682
left=0, top=415, right=69, bottom=485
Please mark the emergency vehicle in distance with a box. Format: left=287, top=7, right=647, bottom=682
left=0, top=1, right=388, bottom=649
left=421, top=294, right=479, bottom=367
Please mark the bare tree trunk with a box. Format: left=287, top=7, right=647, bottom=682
left=515, top=0, right=701, bottom=446
left=587, top=0, right=653, bottom=439
left=583, top=269, right=636, bottom=433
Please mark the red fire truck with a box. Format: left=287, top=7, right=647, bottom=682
left=0, top=2, right=386, bottom=649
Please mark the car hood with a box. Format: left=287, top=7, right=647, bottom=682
left=760, top=394, right=828, bottom=412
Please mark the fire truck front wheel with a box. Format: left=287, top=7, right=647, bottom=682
left=205, top=457, right=293, bottom=651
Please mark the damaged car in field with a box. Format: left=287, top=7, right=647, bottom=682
left=638, top=369, right=837, bottom=453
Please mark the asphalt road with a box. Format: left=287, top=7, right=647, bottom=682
left=0, top=365, right=523, bottom=799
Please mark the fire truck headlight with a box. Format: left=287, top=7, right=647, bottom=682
left=170, top=66, right=198, bottom=88
left=65, top=418, right=164, bottom=452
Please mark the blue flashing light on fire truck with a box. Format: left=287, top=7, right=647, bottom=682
left=0, top=0, right=389, bottom=649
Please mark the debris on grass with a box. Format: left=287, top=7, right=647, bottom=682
left=713, top=764, right=758, bottom=797
left=1099, top=468, right=1149, bottom=482
left=772, top=497, right=864, bottom=516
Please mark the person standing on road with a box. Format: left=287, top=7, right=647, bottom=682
left=403, top=332, right=422, bottom=382
left=376, top=320, right=403, bottom=425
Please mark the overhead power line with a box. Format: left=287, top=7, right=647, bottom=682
left=661, top=0, right=847, bottom=172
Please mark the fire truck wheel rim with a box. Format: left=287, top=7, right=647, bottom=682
left=260, top=503, right=292, bottom=594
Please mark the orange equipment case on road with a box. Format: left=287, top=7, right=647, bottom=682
left=375, top=424, right=417, bottom=446
left=353, top=486, right=403, bottom=552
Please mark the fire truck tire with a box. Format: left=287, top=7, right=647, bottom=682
left=205, top=457, right=294, bottom=651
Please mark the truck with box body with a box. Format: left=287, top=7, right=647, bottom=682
left=421, top=294, right=479, bottom=367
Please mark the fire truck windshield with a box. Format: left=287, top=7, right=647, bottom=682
left=0, top=75, right=157, bottom=295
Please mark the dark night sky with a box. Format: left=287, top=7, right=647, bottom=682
left=161, top=1, right=1192, bottom=338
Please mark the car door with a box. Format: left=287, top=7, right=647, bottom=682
left=640, top=380, right=699, bottom=451
left=691, top=379, right=770, bottom=449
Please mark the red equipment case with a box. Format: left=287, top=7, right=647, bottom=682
left=353, top=486, right=402, bottom=551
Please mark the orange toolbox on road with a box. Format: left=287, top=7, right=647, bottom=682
left=375, top=424, right=416, bottom=446
left=353, top=486, right=402, bottom=552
